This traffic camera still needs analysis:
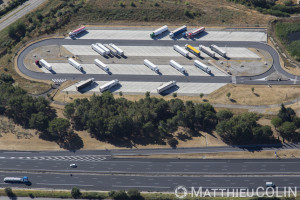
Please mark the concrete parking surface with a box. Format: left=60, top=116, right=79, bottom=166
left=62, top=45, right=260, bottom=59
left=67, top=30, right=267, bottom=42
left=41, top=63, right=227, bottom=77
left=63, top=81, right=226, bottom=96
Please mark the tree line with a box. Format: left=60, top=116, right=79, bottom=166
left=0, top=74, right=83, bottom=149
left=64, top=92, right=217, bottom=148
left=2, top=74, right=300, bottom=149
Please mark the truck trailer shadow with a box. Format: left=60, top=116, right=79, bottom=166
left=159, top=85, right=179, bottom=96
left=108, top=84, right=122, bottom=93
left=71, top=31, right=89, bottom=40
left=78, top=82, right=99, bottom=93
left=152, top=31, right=170, bottom=40
left=192, top=32, right=208, bottom=40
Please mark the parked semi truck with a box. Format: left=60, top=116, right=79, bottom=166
left=68, top=58, right=83, bottom=71
left=184, top=27, right=205, bottom=38
left=109, top=43, right=124, bottom=56
left=96, top=43, right=110, bottom=55
left=38, top=59, right=52, bottom=71
left=75, top=78, right=95, bottom=91
left=157, top=81, right=177, bottom=94
left=194, top=60, right=211, bottom=74
left=170, top=60, right=186, bottom=74
left=150, top=25, right=168, bottom=38
left=91, top=44, right=106, bottom=56
left=69, top=26, right=86, bottom=37
left=144, top=59, right=159, bottom=73
left=210, top=44, right=226, bottom=57
left=173, top=45, right=189, bottom=57
left=94, top=59, right=109, bottom=72
left=199, top=45, right=215, bottom=58
left=169, top=25, right=187, bottom=38
left=100, top=79, right=119, bottom=93
left=185, top=44, right=200, bottom=57
left=104, top=44, right=118, bottom=56
left=4, top=176, right=29, bottom=183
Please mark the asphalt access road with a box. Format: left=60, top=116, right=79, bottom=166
left=0, top=172, right=299, bottom=192
left=18, top=38, right=298, bottom=85
left=1, top=143, right=299, bottom=156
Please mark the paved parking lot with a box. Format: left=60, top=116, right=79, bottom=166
left=67, top=29, right=267, bottom=42
left=62, top=45, right=260, bottom=59
left=63, top=81, right=226, bottom=96
left=42, top=63, right=227, bottom=76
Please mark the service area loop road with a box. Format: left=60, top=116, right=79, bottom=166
left=17, top=38, right=299, bottom=85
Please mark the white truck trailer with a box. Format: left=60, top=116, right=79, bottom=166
left=94, top=59, right=109, bottom=72
left=194, top=60, right=211, bottom=74
left=4, top=176, right=29, bottom=183
left=104, top=44, right=118, bottom=56
left=100, top=79, right=119, bottom=93
left=199, top=45, right=215, bottom=58
left=75, top=78, right=95, bottom=91
left=144, top=59, right=159, bottom=73
left=150, top=25, right=168, bottom=38
left=39, top=59, right=52, bottom=71
left=173, top=45, right=189, bottom=57
left=91, top=44, right=106, bottom=56
left=109, top=43, right=124, bottom=56
left=96, top=43, right=110, bottom=55
left=210, top=44, right=227, bottom=57
left=157, top=81, right=177, bottom=94
left=68, top=58, right=83, bottom=71
left=170, top=60, right=186, bottom=74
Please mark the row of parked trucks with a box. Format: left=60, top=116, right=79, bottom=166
left=144, top=59, right=211, bottom=75
left=150, top=25, right=205, bottom=39
left=91, top=43, right=124, bottom=57
left=76, top=78, right=177, bottom=94
left=75, top=78, right=120, bottom=93
left=174, top=44, right=227, bottom=58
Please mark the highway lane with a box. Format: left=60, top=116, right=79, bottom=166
left=0, top=0, right=47, bottom=31
left=0, top=172, right=299, bottom=192
left=18, top=38, right=291, bottom=84
left=0, top=158, right=300, bottom=175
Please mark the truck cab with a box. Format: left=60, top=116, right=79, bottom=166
left=266, top=182, right=275, bottom=188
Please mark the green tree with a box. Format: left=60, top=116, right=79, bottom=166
left=4, top=187, right=14, bottom=197
left=168, top=138, right=179, bottom=149
left=29, top=112, right=49, bottom=131
left=226, top=92, right=231, bottom=99
left=145, top=91, right=150, bottom=98
left=112, top=190, right=129, bottom=200
left=278, top=121, right=297, bottom=141
left=8, top=26, right=16, bottom=39
left=271, top=116, right=282, bottom=129
left=216, top=110, right=233, bottom=121
left=71, top=187, right=81, bottom=199
left=278, top=104, right=295, bottom=122
left=200, top=93, right=204, bottom=99
left=127, top=189, right=144, bottom=200
left=48, top=118, right=70, bottom=139
left=172, top=93, right=177, bottom=98
left=251, top=87, right=255, bottom=93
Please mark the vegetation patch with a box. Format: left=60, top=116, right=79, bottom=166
left=227, top=0, right=300, bottom=17
left=275, top=21, right=300, bottom=61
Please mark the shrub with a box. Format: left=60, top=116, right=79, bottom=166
left=71, top=187, right=81, bottom=199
